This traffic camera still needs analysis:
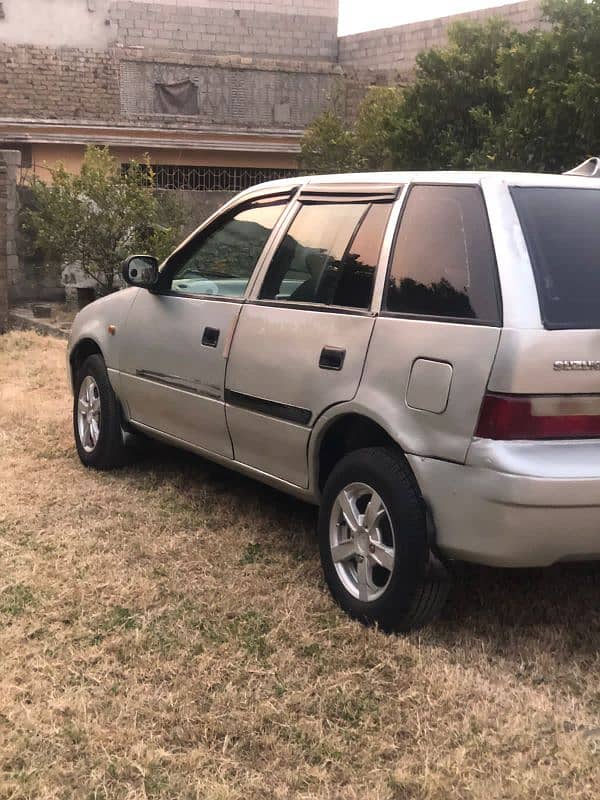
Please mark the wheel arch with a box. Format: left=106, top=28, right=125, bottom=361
left=69, top=337, right=104, bottom=393
left=311, top=408, right=418, bottom=496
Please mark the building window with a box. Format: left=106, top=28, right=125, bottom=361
left=122, top=164, right=298, bottom=192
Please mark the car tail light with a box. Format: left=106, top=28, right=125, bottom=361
left=475, top=393, right=600, bottom=440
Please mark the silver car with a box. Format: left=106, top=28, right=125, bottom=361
left=68, top=170, right=600, bottom=631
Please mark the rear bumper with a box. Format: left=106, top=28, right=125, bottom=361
left=407, top=439, right=600, bottom=567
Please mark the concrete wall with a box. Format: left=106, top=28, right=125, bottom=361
left=0, top=155, right=7, bottom=331
left=0, top=150, right=20, bottom=318
left=0, top=0, right=338, bottom=60
left=112, top=0, right=338, bottom=61
left=0, top=0, right=339, bottom=130
left=339, top=0, right=544, bottom=78
left=0, top=0, right=114, bottom=49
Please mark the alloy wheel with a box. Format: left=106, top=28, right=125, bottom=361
left=77, top=375, right=101, bottom=453
left=329, top=482, right=396, bottom=602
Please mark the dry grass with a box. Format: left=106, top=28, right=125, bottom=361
left=0, top=330, right=598, bottom=800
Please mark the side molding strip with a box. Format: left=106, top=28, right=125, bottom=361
left=225, top=389, right=312, bottom=426
left=135, top=369, right=222, bottom=400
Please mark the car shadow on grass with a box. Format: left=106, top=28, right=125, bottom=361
left=125, top=441, right=599, bottom=654
left=437, top=560, right=600, bottom=655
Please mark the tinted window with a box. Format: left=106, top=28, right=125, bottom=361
left=385, top=185, right=500, bottom=323
left=260, top=202, right=392, bottom=309
left=167, top=198, right=287, bottom=298
left=512, top=187, right=600, bottom=329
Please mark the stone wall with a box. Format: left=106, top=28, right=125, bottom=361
left=0, top=150, right=21, bottom=328
left=339, top=0, right=545, bottom=79
left=0, top=156, right=7, bottom=332
left=0, top=42, right=338, bottom=129
left=120, top=56, right=337, bottom=129
left=0, top=44, right=121, bottom=121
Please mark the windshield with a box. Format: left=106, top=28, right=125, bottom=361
left=512, top=186, right=600, bottom=329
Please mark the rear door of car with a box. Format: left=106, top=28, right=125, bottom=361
left=224, top=183, right=399, bottom=486
left=357, top=182, right=503, bottom=463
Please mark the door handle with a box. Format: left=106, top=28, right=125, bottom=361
left=319, top=347, right=346, bottom=371
left=202, top=327, right=220, bottom=347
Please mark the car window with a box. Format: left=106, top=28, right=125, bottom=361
left=511, top=186, right=600, bottom=329
left=167, top=197, right=288, bottom=298
left=259, top=201, right=392, bottom=309
left=384, top=185, right=501, bottom=324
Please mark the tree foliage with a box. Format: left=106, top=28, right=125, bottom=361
left=489, top=0, right=600, bottom=171
left=301, top=0, right=600, bottom=174
left=24, top=146, right=185, bottom=292
left=390, top=18, right=515, bottom=170
left=300, top=86, right=403, bottom=173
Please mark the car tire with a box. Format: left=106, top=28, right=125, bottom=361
left=318, top=446, right=450, bottom=632
left=73, top=354, right=128, bottom=470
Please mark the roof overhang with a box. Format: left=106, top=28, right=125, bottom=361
left=0, top=120, right=302, bottom=154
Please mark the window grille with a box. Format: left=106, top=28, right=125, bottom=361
left=123, top=164, right=298, bottom=192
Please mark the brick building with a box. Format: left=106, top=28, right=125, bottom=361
left=0, top=0, right=341, bottom=189
left=0, top=0, right=544, bottom=301
left=0, top=0, right=544, bottom=188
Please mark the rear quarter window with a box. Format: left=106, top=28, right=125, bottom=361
left=511, top=186, right=600, bottom=329
left=384, top=184, right=501, bottom=325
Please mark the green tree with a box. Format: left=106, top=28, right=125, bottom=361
left=300, top=109, right=357, bottom=174
left=354, top=86, right=405, bottom=170
left=486, top=0, right=600, bottom=171
left=301, top=1, right=600, bottom=174
left=24, top=146, right=185, bottom=293
left=389, top=18, right=516, bottom=169
left=300, top=86, right=403, bottom=174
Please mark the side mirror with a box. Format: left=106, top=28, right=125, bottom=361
left=121, top=255, right=159, bottom=288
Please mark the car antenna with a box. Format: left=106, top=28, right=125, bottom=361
left=563, top=157, right=600, bottom=177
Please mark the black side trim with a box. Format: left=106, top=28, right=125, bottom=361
left=135, top=369, right=222, bottom=399
left=136, top=368, right=198, bottom=394
left=225, top=389, right=312, bottom=426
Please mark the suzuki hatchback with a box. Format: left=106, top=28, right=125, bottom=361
left=68, top=170, right=600, bottom=630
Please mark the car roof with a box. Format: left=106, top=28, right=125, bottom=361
left=243, top=170, right=600, bottom=195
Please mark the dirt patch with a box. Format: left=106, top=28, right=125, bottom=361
left=9, top=303, right=76, bottom=339
left=0, top=331, right=598, bottom=799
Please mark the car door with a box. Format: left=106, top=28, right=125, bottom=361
left=225, top=184, right=399, bottom=487
left=118, top=191, right=292, bottom=457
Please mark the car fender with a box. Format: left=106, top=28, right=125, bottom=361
left=68, top=287, right=140, bottom=395
left=307, top=399, right=410, bottom=499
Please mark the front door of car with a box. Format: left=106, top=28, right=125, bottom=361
left=118, top=193, right=291, bottom=457
left=225, top=189, right=397, bottom=487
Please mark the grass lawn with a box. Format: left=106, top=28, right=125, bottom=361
left=0, top=330, right=598, bottom=799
